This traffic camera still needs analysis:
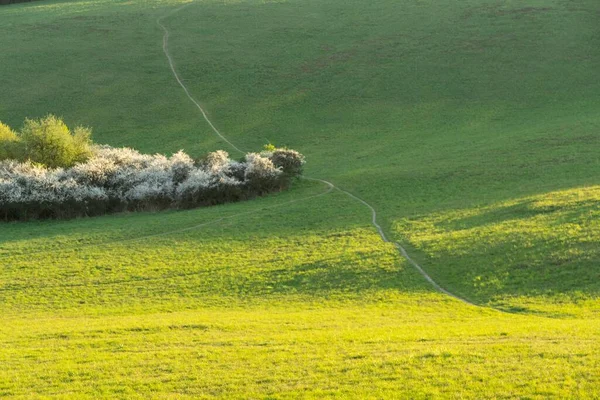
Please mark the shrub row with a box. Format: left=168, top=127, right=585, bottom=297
left=0, top=146, right=305, bottom=221
left=0, top=0, right=42, bottom=5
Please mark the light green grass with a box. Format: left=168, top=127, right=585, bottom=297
left=2, top=307, right=600, bottom=399
left=1, top=0, right=599, bottom=397
left=1, top=183, right=599, bottom=398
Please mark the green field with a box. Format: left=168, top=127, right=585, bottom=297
left=1, top=0, right=599, bottom=397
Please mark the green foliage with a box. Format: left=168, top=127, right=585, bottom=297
left=0, top=115, right=94, bottom=167
left=0, top=121, right=20, bottom=160
left=263, top=143, right=276, bottom=152
left=18, top=115, right=92, bottom=168
left=0, top=121, right=16, bottom=141
left=71, top=125, right=93, bottom=162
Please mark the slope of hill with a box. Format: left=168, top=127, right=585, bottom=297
left=0, top=0, right=599, bottom=397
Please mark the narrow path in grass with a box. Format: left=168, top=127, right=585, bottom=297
left=157, top=3, right=245, bottom=155
left=157, top=3, right=474, bottom=307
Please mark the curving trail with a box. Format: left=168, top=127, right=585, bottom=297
left=157, top=4, right=474, bottom=306
left=157, top=4, right=245, bottom=155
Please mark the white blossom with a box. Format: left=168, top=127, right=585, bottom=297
left=0, top=145, right=303, bottom=220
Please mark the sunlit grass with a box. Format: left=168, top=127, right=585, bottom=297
left=1, top=0, right=599, bottom=397
left=2, top=306, right=599, bottom=399
left=394, top=186, right=600, bottom=316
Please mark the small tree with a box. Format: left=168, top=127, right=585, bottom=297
left=19, top=115, right=93, bottom=168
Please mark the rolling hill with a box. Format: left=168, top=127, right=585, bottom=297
left=1, top=0, right=599, bottom=397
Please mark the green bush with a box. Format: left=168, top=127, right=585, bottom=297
left=19, top=115, right=93, bottom=168
left=0, top=121, right=22, bottom=161
left=0, top=122, right=16, bottom=141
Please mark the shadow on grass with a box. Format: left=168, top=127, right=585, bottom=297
left=439, top=198, right=600, bottom=232
left=395, top=186, right=600, bottom=317
left=263, top=255, right=420, bottom=295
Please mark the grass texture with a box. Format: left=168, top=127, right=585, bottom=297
left=0, top=0, right=599, bottom=397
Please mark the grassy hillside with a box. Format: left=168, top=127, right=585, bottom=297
left=1, top=0, right=599, bottom=397
left=2, top=183, right=600, bottom=398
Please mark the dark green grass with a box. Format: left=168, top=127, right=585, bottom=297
left=1, top=0, right=600, bottom=397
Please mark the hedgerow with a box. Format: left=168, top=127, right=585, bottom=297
left=0, top=0, right=43, bottom=5
left=0, top=134, right=305, bottom=221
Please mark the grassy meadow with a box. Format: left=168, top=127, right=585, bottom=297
left=1, top=0, right=599, bottom=397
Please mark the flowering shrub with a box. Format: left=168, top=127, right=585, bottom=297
left=244, top=153, right=284, bottom=194
left=270, top=149, right=305, bottom=178
left=0, top=145, right=304, bottom=221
